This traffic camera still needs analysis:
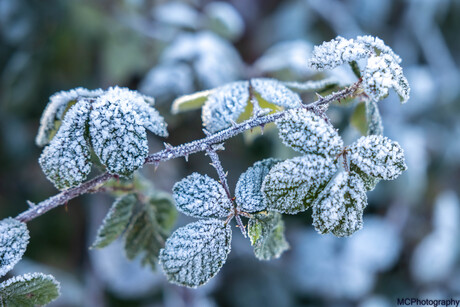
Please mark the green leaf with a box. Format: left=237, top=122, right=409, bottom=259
left=248, top=212, right=289, bottom=260
left=39, top=100, right=92, bottom=190
left=348, top=135, right=407, bottom=181
left=124, top=192, right=177, bottom=269
left=0, top=218, right=29, bottom=278
left=171, top=90, right=213, bottom=114
left=262, top=155, right=338, bottom=214
left=159, top=219, right=232, bottom=288
left=276, top=108, right=344, bottom=157
left=91, top=194, right=137, bottom=249
left=350, top=102, right=367, bottom=136
left=0, top=273, right=60, bottom=307
left=235, top=158, right=281, bottom=213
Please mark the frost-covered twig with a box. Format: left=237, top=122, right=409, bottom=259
left=15, top=80, right=362, bottom=224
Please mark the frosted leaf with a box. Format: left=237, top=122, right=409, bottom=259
left=276, top=108, right=344, bottom=157
left=35, top=87, right=103, bottom=147
left=262, top=155, right=338, bottom=214
left=139, top=63, right=194, bottom=106
left=365, top=99, right=383, bottom=136
left=91, top=194, right=136, bottom=249
left=39, top=100, right=91, bottom=190
left=251, top=78, right=302, bottom=109
left=308, top=36, right=372, bottom=71
left=254, top=40, right=314, bottom=77
left=173, top=173, right=232, bottom=219
left=159, top=219, right=232, bottom=288
left=153, top=1, right=200, bottom=29
left=350, top=166, right=380, bottom=192
left=101, top=86, right=168, bottom=137
left=0, top=273, right=60, bottom=307
left=124, top=192, right=177, bottom=269
left=161, top=32, right=243, bottom=89
left=312, top=172, right=349, bottom=234
left=332, top=173, right=368, bottom=237
left=362, top=54, right=410, bottom=104
left=0, top=218, right=29, bottom=278
left=235, top=158, right=281, bottom=213
left=349, top=135, right=407, bottom=181
left=248, top=212, right=289, bottom=260
left=356, top=35, right=401, bottom=64
left=171, top=89, right=212, bottom=114
left=89, top=88, right=149, bottom=177
left=202, top=81, right=249, bottom=133
left=203, top=2, right=245, bottom=41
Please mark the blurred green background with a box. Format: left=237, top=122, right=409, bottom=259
left=2, top=0, right=460, bottom=306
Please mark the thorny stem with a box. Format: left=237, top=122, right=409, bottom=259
left=15, top=80, right=362, bottom=223
left=206, top=147, right=247, bottom=237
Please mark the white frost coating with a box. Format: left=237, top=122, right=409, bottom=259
left=173, top=173, right=232, bottom=219
left=202, top=81, right=249, bottom=133
left=332, top=173, right=367, bottom=237
left=254, top=40, right=314, bottom=77
left=0, top=272, right=61, bottom=305
left=90, top=88, right=149, bottom=176
left=251, top=78, right=302, bottom=109
left=35, top=87, right=103, bottom=147
left=276, top=108, right=344, bottom=157
left=356, top=35, right=401, bottom=64
left=262, top=155, right=338, bottom=214
left=235, top=158, right=281, bottom=213
left=308, top=36, right=372, bottom=71
left=312, top=172, right=348, bottom=234
left=349, top=135, right=407, bottom=181
left=363, top=55, right=410, bottom=104
left=153, top=1, right=200, bottom=29
left=159, top=219, right=232, bottom=288
left=39, top=100, right=92, bottom=189
left=0, top=218, right=29, bottom=278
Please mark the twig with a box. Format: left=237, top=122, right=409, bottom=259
left=15, top=80, right=362, bottom=223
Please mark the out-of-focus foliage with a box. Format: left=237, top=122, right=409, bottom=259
left=2, top=0, right=460, bottom=306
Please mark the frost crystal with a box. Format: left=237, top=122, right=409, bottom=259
left=262, top=155, right=338, bottom=214
left=356, top=35, right=401, bottom=64
left=248, top=212, right=289, bottom=260
left=159, top=219, right=232, bottom=288
left=276, top=108, right=344, bottom=157
left=251, top=78, right=302, bottom=109
left=173, top=173, right=233, bottom=219
left=39, top=100, right=92, bottom=190
left=0, top=218, right=29, bottom=278
left=349, top=135, right=407, bottom=181
left=235, top=158, right=281, bottom=213
left=0, top=272, right=60, bottom=306
left=91, top=194, right=136, bottom=249
left=202, top=81, right=249, bottom=133
left=35, top=87, right=103, bottom=147
left=308, top=36, right=372, bottom=71
left=363, top=54, right=410, bottom=103
left=332, top=173, right=367, bottom=237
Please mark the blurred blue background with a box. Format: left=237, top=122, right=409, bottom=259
left=1, top=0, right=460, bottom=306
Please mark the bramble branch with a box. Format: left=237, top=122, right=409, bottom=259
left=15, top=80, right=362, bottom=223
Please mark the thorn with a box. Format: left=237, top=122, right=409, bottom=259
left=163, top=142, right=173, bottom=150
left=153, top=161, right=160, bottom=172
left=202, top=128, right=211, bottom=136
left=65, top=202, right=69, bottom=212
left=212, top=143, right=225, bottom=151
left=184, top=154, right=189, bottom=162
left=26, top=200, right=35, bottom=208
left=224, top=171, right=228, bottom=178
left=316, top=92, right=324, bottom=100
left=260, top=124, right=265, bottom=135
left=230, top=119, right=238, bottom=127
